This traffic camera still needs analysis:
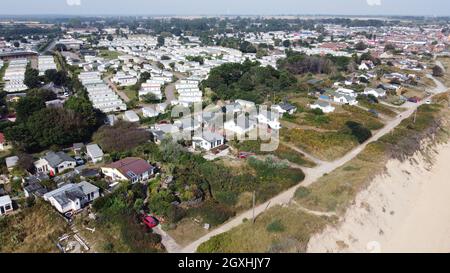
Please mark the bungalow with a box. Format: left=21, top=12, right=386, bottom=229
left=192, top=131, right=225, bottom=151
left=224, top=114, right=257, bottom=135
left=256, top=111, right=281, bottom=130
left=86, top=144, right=104, bottom=163
left=34, top=152, right=77, bottom=176
left=0, top=195, right=13, bottom=216
left=310, top=100, right=335, bottom=113
left=271, top=102, right=297, bottom=115
left=43, top=182, right=100, bottom=214
left=123, top=110, right=140, bottom=122
left=101, top=157, right=155, bottom=184
left=5, top=156, right=18, bottom=171
left=235, top=99, right=256, bottom=109
left=364, top=88, right=386, bottom=98
left=174, top=117, right=201, bottom=132
left=333, top=92, right=358, bottom=105
left=142, top=107, right=159, bottom=118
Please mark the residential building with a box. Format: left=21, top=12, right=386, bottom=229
left=0, top=195, right=13, bottom=216
left=101, top=157, right=155, bottom=184
left=34, top=151, right=76, bottom=176
left=86, top=144, right=104, bottom=163
left=310, top=100, right=336, bottom=113
left=43, top=182, right=100, bottom=214
left=192, top=131, right=225, bottom=151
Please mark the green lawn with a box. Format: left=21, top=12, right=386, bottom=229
left=99, top=50, right=122, bottom=60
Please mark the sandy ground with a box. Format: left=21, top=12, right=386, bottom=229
left=307, top=142, right=450, bottom=253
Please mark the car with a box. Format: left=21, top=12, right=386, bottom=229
left=425, top=99, right=432, bottom=104
left=238, top=152, right=255, bottom=159
left=408, top=96, right=421, bottom=103
left=142, top=215, right=159, bottom=229
left=74, top=156, right=85, bottom=166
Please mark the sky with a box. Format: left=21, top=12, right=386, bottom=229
left=0, top=0, right=449, bottom=16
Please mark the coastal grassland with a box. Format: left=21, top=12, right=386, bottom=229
left=295, top=99, right=450, bottom=214
left=197, top=205, right=333, bottom=253
left=358, top=99, right=399, bottom=117
left=436, top=57, right=450, bottom=87
left=230, top=139, right=317, bottom=168
left=281, top=128, right=359, bottom=161
left=0, top=201, right=69, bottom=253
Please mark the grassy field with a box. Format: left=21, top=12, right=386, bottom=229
left=295, top=99, right=450, bottom=213
left=231, top=140, right=317, bottom=168
left=281, top=128, right=359, bottom=161
left=197, top=205, right=333, bottom=253
left=99, top=49, right=122, bottom=60
left=358, top=99, right=399, bottom=117
left=0, top=201, right=69, bottom=253
left=436, top=57, right=450, bottom=87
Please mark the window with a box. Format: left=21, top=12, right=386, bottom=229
left=5, top=205, right=11, bottom=210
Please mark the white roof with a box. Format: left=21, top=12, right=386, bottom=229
left=0, top=195, right=12, bottom=206
left=86, top=144, right=104, bottom=159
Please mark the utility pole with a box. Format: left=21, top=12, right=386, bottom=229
left=252, top=191, right=256, bottom=224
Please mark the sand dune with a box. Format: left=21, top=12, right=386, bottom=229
left=307, top=142, right=450, bottom=253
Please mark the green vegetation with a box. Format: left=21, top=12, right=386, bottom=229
left=0, top=201, right=69, bottom=253
left=202, top=60, right=297, bottom=103
left=90, top=181, right=164, bottom=253
left=197, top=205, right=331, bottom=253
left=282, top=128, right=359, bottom=161
left=231, top=140, right=316, bottom=167
left=295, top=101, right=450, bottom=213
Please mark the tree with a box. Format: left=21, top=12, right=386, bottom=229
left=93, top=121, right=150, bottom=153
left=54, top=43, right=67, bottom=52
left=45, top=69, right=68, bottom=86
left=355, top=41, right=368, bottom=51
left=106, top=34, right=114, bottom=41
left=346, top=121, right=372, bottom=144
left=282, top=40, right=291, bottom=48
left=15, top=96, right=45, bottom=122
left=384, top=43, right=396, bottom=52
left=13, top=41, right=20, bottom=48
left=24, top=66, right=40, bottom=89
left=432, top=65, right=444, bottom=77
left=157, top=36, right=165, bottom=47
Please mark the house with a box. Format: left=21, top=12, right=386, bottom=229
left=271, top=102, right=297, bottom=115
left=174, top=117, right=201, bottom=132
left=72, top=143, right=85, bottom=155
left=224, top=114, right=257, bottom=135
left=310, top=100, right=335, bottom=113
left=142, top=107, right=159, bottom=118
left=333, top=92, right=358, bottom=105
left=192, top=131, right=225, bottom=151
left=34, top=152, right=77, bottom=176
left=105, top=114, right=118, bottom=126
left=86, top=144, right=104, bottom=163
left=256, top=110, right=281, bottom=129
left=43, top=182, right=100, bottom=214
left=5, top=156, right=19, bottom=171
left=364, top=88, right=387, bottom=98
left=23, top=180, right=48, bottom=198
left=123, top=110, right=140, bottom=122
left=235, top=99, right=256, bottom=109
left=0, top=133, right=6, bottom=151
left=101, top=157, right=155, bottom=184
left=0, top=195, right=13, bottom=216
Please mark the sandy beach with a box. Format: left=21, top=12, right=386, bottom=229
left=307, top=142, right=450, bottom=253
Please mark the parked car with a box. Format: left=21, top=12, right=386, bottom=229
left=408, top=96, right=421, bottom=103
left=142, top=215, right=159, bottom=229
left=74, top=156, right=85, bottom=166
left=425, top=99, right=432, bottom=104
left=238, top=152, right=255, bottom=159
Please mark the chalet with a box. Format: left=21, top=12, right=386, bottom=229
left=86, top=144, right=104, bottom=163
left=271, top=102, right=297, bottom=115
left=0, top=195, right=13, bottom=216
left=192, top=131, right=225, bottom=151
left=5, top=156, right=18, bottom=171
left=224, top=114, right=257, bottom=135
left=256, top=111, right=281, bottom=130
left=34, top=152, right=76, bottom=176
left=364, top=88, right=387, bottom=98
left=101, top=157, right=155, bottom=184
left=43, top=182, right=100, bottom=214
left=123, top=110, right=140, bottom=122
left=310, top=100, right=335, bottom=113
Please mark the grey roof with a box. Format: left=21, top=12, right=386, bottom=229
left=78, top=181, right=99, bottom=195
left=5, top=156, right=19, bottom=169
left=315, top=100, right=332, bottom=107
left=24, top=182, right=48, bottom=197
left=150, top=130, right=166, bottom=141
left=44, top=152, right=76, bottom=168
left=86, top=144, right=104, bottom=159
left=195, top=131, right=224, bottom=142
left=73, top=143, right=85, bottom=150
left=278, top=102, right=297, bottom=111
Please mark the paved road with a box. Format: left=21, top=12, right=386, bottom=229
left=177, top=73, right=447, bottom=253
left=153, top=226, right=183, bottom=253
left=104, top=75, right=131, bottom=103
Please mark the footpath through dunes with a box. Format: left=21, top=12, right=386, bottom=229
left=307, top=142, right=450, bottom=253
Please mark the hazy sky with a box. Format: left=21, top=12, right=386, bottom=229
left=0, top=0, right=449, bottom=16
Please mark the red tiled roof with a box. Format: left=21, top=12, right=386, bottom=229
left=107, top=157, right=153, bottom=178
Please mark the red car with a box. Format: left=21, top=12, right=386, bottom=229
left=238, top=152, right=255, bottom=159
left=142, top=215, right=159, bottom=229
left=408, top=96, right=421, bottom=103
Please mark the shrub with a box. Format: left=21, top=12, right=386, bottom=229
left=266, top=219, right=285, bottom=233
